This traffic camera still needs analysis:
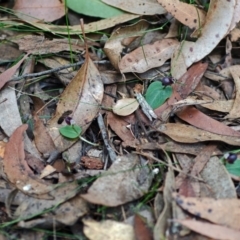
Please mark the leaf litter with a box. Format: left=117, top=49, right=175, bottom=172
left=1, top=0, right=240, bottom=239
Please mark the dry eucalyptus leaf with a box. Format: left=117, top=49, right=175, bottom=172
left=171, top=0, right=235, bottom=79
left=14, top=181, right=81, bottom=219
left=157, top=123, right=240, bottom=146
left=104, top=20, right=149, bottom=70
left=22, top=13, right=140, bottom=35
left=102, top=0, right=166, bottom=15
left=13, top=0, right=65, bottom=22
left=177, top=220, right=240, bottom=240
left=47, top=56, right=103, bottom=152
left=200, top=156, right=236, bottom=199
left=157, top=0, right=206, bottom=30
left=83, top=219, right=135, bottom=240
left=81, top=154, right=153, bottom=206
left=119, top=38, right=179, bottom=73
left=173, top=193, right=239, bottom=230
left=112, top=98, right=139, bottom=116
left=225, top=65, right=240, bottom=119
left=3, top=125, right=55, bottom=199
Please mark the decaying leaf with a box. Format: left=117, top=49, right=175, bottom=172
left=119, top=39, right=179, bottom=73
left=176, top=220, right=240, bottom=240
left=102, top=0, right=166, bottom=15
left=112, top=98, right=139, bottom=116
left=81, top=154, right=153, bottom=206
left=83, top=219, right=135, bottom=240
left=171, top=0, right=235, bottom=79
left=13, top=0, right=65, bottom=22
left=157, top=0, right=206, bottom=30
left=173, top=193, right=240, bottom=230
left=47, top=55, right=103, bottom=152
left=104, top=20, right=149, bottom=70
left=3, top=125, right=55, bottom=199
left=157, top=123, right=240, bottom=146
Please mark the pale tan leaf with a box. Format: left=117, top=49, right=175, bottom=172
left=119, top=39, right=179, bottom=73
left=157, top=0, right=206, bottom=29
left=171, top=0, right=235, bottom=79
left=157, top=123, right=240, bottom=146
left=83, top=219, right=135, bottom=240
left=113, top=98, right=139, bottom=116
left=81, top=154, right=153, bottom=206
left=104, top=20, right=149, bottom=70
left=23, top=13, right=140, bottom=35
left=177, top=220, right=240, bottom=240
left=173, top=194, right=240, bottom=230
left=13, top=0, right=65, bottom=22
left=102, top=0, right=166, bottom=15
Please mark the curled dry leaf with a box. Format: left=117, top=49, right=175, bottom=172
left=119, top=38, right=179, bottom=73
left=81, top=154, right=153, bottom=207
left=104, top=20, right=149, bottom=70
left=171, top=0, right=235, bottom=79
left=102, top=0, right=166, bottom=15
left=3, top=125, right=55, bottom=199
left=157, top=0, right=206, bottom=30
left=112, top=98, right=139, bottom=116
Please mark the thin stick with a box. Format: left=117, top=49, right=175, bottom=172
left=9, top=60, right=108, bottom=82
left=97, top=113, right=117, bottom=163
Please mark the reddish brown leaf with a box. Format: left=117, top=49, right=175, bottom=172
left=177, top=106, right=240, bottom=137
left=0, top=54, right=28, bottom=90
left=3, top=124, right=55, bottom=199
left=134, top=214, right=153, bottom=240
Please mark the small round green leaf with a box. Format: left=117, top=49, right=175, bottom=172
left=59, top=125, right=82, bottom=139
left=145, top=81, right=173, bottom=109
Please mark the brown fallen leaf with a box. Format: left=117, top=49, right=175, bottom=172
left=104, top=20, right=149, bottom=70
left=81, top=154, right=153, bottom=207
left=11, top=35, right=91, bottom=55
left=171, top=0, right=235, bottom=79
left=0, top=54, right=28, bottom=90
left=103, top=0, right=166, bottom=15
left=173, top=193, right=240, bottom=231
left=134, top=214, right=153, bottom=240
left=47, top=52, right=103, bottom=152
left=157, top=123, right=240, bottom=146
left=13, top=0, right=65, bottom=22
left=157, top=0, right=206, bottom=30
left=3, top=124, right=55, bottom=199
left=176, top=106, right=240, bottom=137
left=119, top=39, right=179, bottom=73
left=176, top=219, right=240, bottom=240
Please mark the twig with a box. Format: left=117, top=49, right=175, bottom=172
left=97, top=113, right=117, bottom=163
left=9, top=60, right=108, bottom=82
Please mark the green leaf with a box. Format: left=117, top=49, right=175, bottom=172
left=66, top=0, right=124, bottom=19
left=145, top=81, right=173, bottom=109
left=225, top=160, right=240, bottom=176
left=59, top=125, right=82, bottom=139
